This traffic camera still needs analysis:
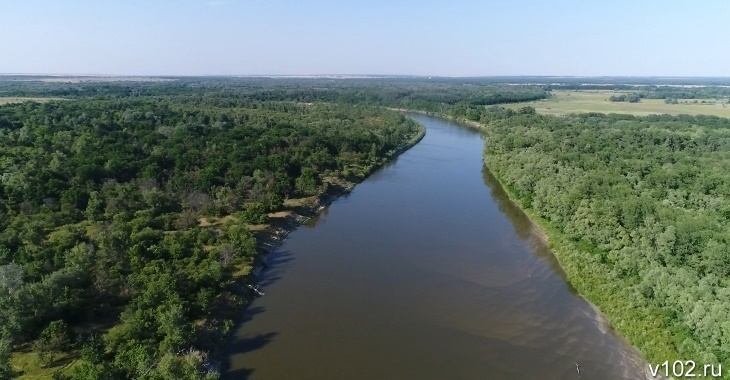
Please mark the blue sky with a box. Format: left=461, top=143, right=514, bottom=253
left=1, top=0, right=727, bottom=76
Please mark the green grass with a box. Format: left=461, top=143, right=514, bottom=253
left=10, top=349, right=79, bottom=379
left=505, top=91, right=730, bottom=118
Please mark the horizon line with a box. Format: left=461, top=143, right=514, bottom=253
left=2, top=73, right=730, bottom=79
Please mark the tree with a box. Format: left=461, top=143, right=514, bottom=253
left=609, top=94, right=627, bottom=102
left=517, top=106, right=536, bottom=115
left=80, top=334, right=105, bottom=365
left=238, top=203, right=268, bottom=224
left=157, top=302, right=189, bottom=353
left=85, top=191, right=104, bottom=221
left=0, top=263, right=24, bottom=296
left=149, top=351, right=219, bottom=380
left=225, top=224, right=257, bottom=258
left=69, top=360, right=105, bottom=380
left=0, top=329, right=13, bottom=379
left=481, top=106, right=730, bottom=366
left=34, top=320, right=71, bottom=367
left=295, top=168, right=320, bottom=195
left=0, top=79, right=425, bottom=377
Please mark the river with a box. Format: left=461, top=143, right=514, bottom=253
left=224, top=114, right=649, bottom=379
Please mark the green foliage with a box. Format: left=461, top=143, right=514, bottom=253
left=481, top=107, right=730, bottom=367
left=0, top=329, right=13, bottom=379
left=79, top=334, right=105, bottom=365
left=238, top=203, right=268, bottom=225
left=69, top=360, right=105, bottom=380
left=0, top=80, right=423, bottom=378
left=224, top=224, right=257, bottom=259
left=295, top=168, right=320, bottom=195
left=34, top=320, right=71, bottom=367
left=0, top=76, right=548, bottom=111
left=147, top=351, right=219, bottom=380
left=517, top=106, right=536, bottom=115
left=609, top=93, right=641, bottom=102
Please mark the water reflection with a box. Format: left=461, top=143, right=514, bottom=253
left=481, top=166, right=572, bottom=286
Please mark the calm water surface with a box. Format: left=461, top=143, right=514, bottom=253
left=224, top=114, right=649, bottom=379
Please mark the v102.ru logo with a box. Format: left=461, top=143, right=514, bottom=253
left=649, top=360, right=722, bottom=378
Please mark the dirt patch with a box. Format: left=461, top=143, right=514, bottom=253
left=268, top=211, right=293, bottom=218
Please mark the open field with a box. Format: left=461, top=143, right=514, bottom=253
left=38, top=76, right=173, bottom=83
left=0, top=97, right=65, bottom=105
left=504, top=91, right=730, bottom=117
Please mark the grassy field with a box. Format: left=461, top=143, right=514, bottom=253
left=504, top=91, right=730, bottom=118
left=0, top=97, right=65, bottom=105
left=10, top=349, right=78, bottom=379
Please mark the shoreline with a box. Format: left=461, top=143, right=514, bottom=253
left=251, top=115, right=426, bottom=274
left=480, top=161, right=659, bottom=378
left=388, top=108, right=484, bottom=130
left=249, top=119, right=426, bottom=279
left=217, top=121, right=426, bottom=370
left=480, top=162, right=654, bottom=372
left=396, top=108, right=657, bottom=376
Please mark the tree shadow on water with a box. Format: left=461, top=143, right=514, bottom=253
left=237, top=305, right=266, bottom=325
left=266, top=250, right=294, bottom=266
left=221, top=250, right=294, bottom=378
left=256, top=250, right=294, bottom=288
left=222, top=331, right=279, bottom=379
left=231, top=331, right=279, bottom=354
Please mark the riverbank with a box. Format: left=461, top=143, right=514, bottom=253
left=388, top=108, right=483, bottom=130
left=459, top=119, right=678, bottom=372
left=249, top=118, right=427, bottom=276
left=216, top=121, right=426, bottom=369
left=223, top=112, right=649, bottom=379
left=480, top=163, right=664, bottom=369
left=395, top=108, right=660, bottom=372
left=485, top=163, right=681, bottom=364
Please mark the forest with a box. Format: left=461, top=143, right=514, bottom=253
left=4, top=76, right=730, bottom=378
left=0, top=84, right=423, bottom=379
left=477, top=106, right=730, bottom=368
left=0, top=77, right=548, bottom=110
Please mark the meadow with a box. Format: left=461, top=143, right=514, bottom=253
left=0, top=97, right=63, bottom=105
left=505, top=90, right=730, bottom=117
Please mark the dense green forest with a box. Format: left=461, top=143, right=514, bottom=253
left=0, top=87, right=423, bottom=378
left=477, top=107, right=730, bottom=368
left=0, top=77, right=548, bottom=110
left=4, top=76, right=730, bottom=378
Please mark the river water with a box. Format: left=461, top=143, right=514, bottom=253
left=224, top=114, right=649, bottom=379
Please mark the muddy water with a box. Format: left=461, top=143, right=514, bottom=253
left=224, top=114, right=649, bottom=379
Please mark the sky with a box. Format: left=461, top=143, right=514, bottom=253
left=1, top=0, right=728, bottom=77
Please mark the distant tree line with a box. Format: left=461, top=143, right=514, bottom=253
left=0, top=77, right=549, bottom=110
